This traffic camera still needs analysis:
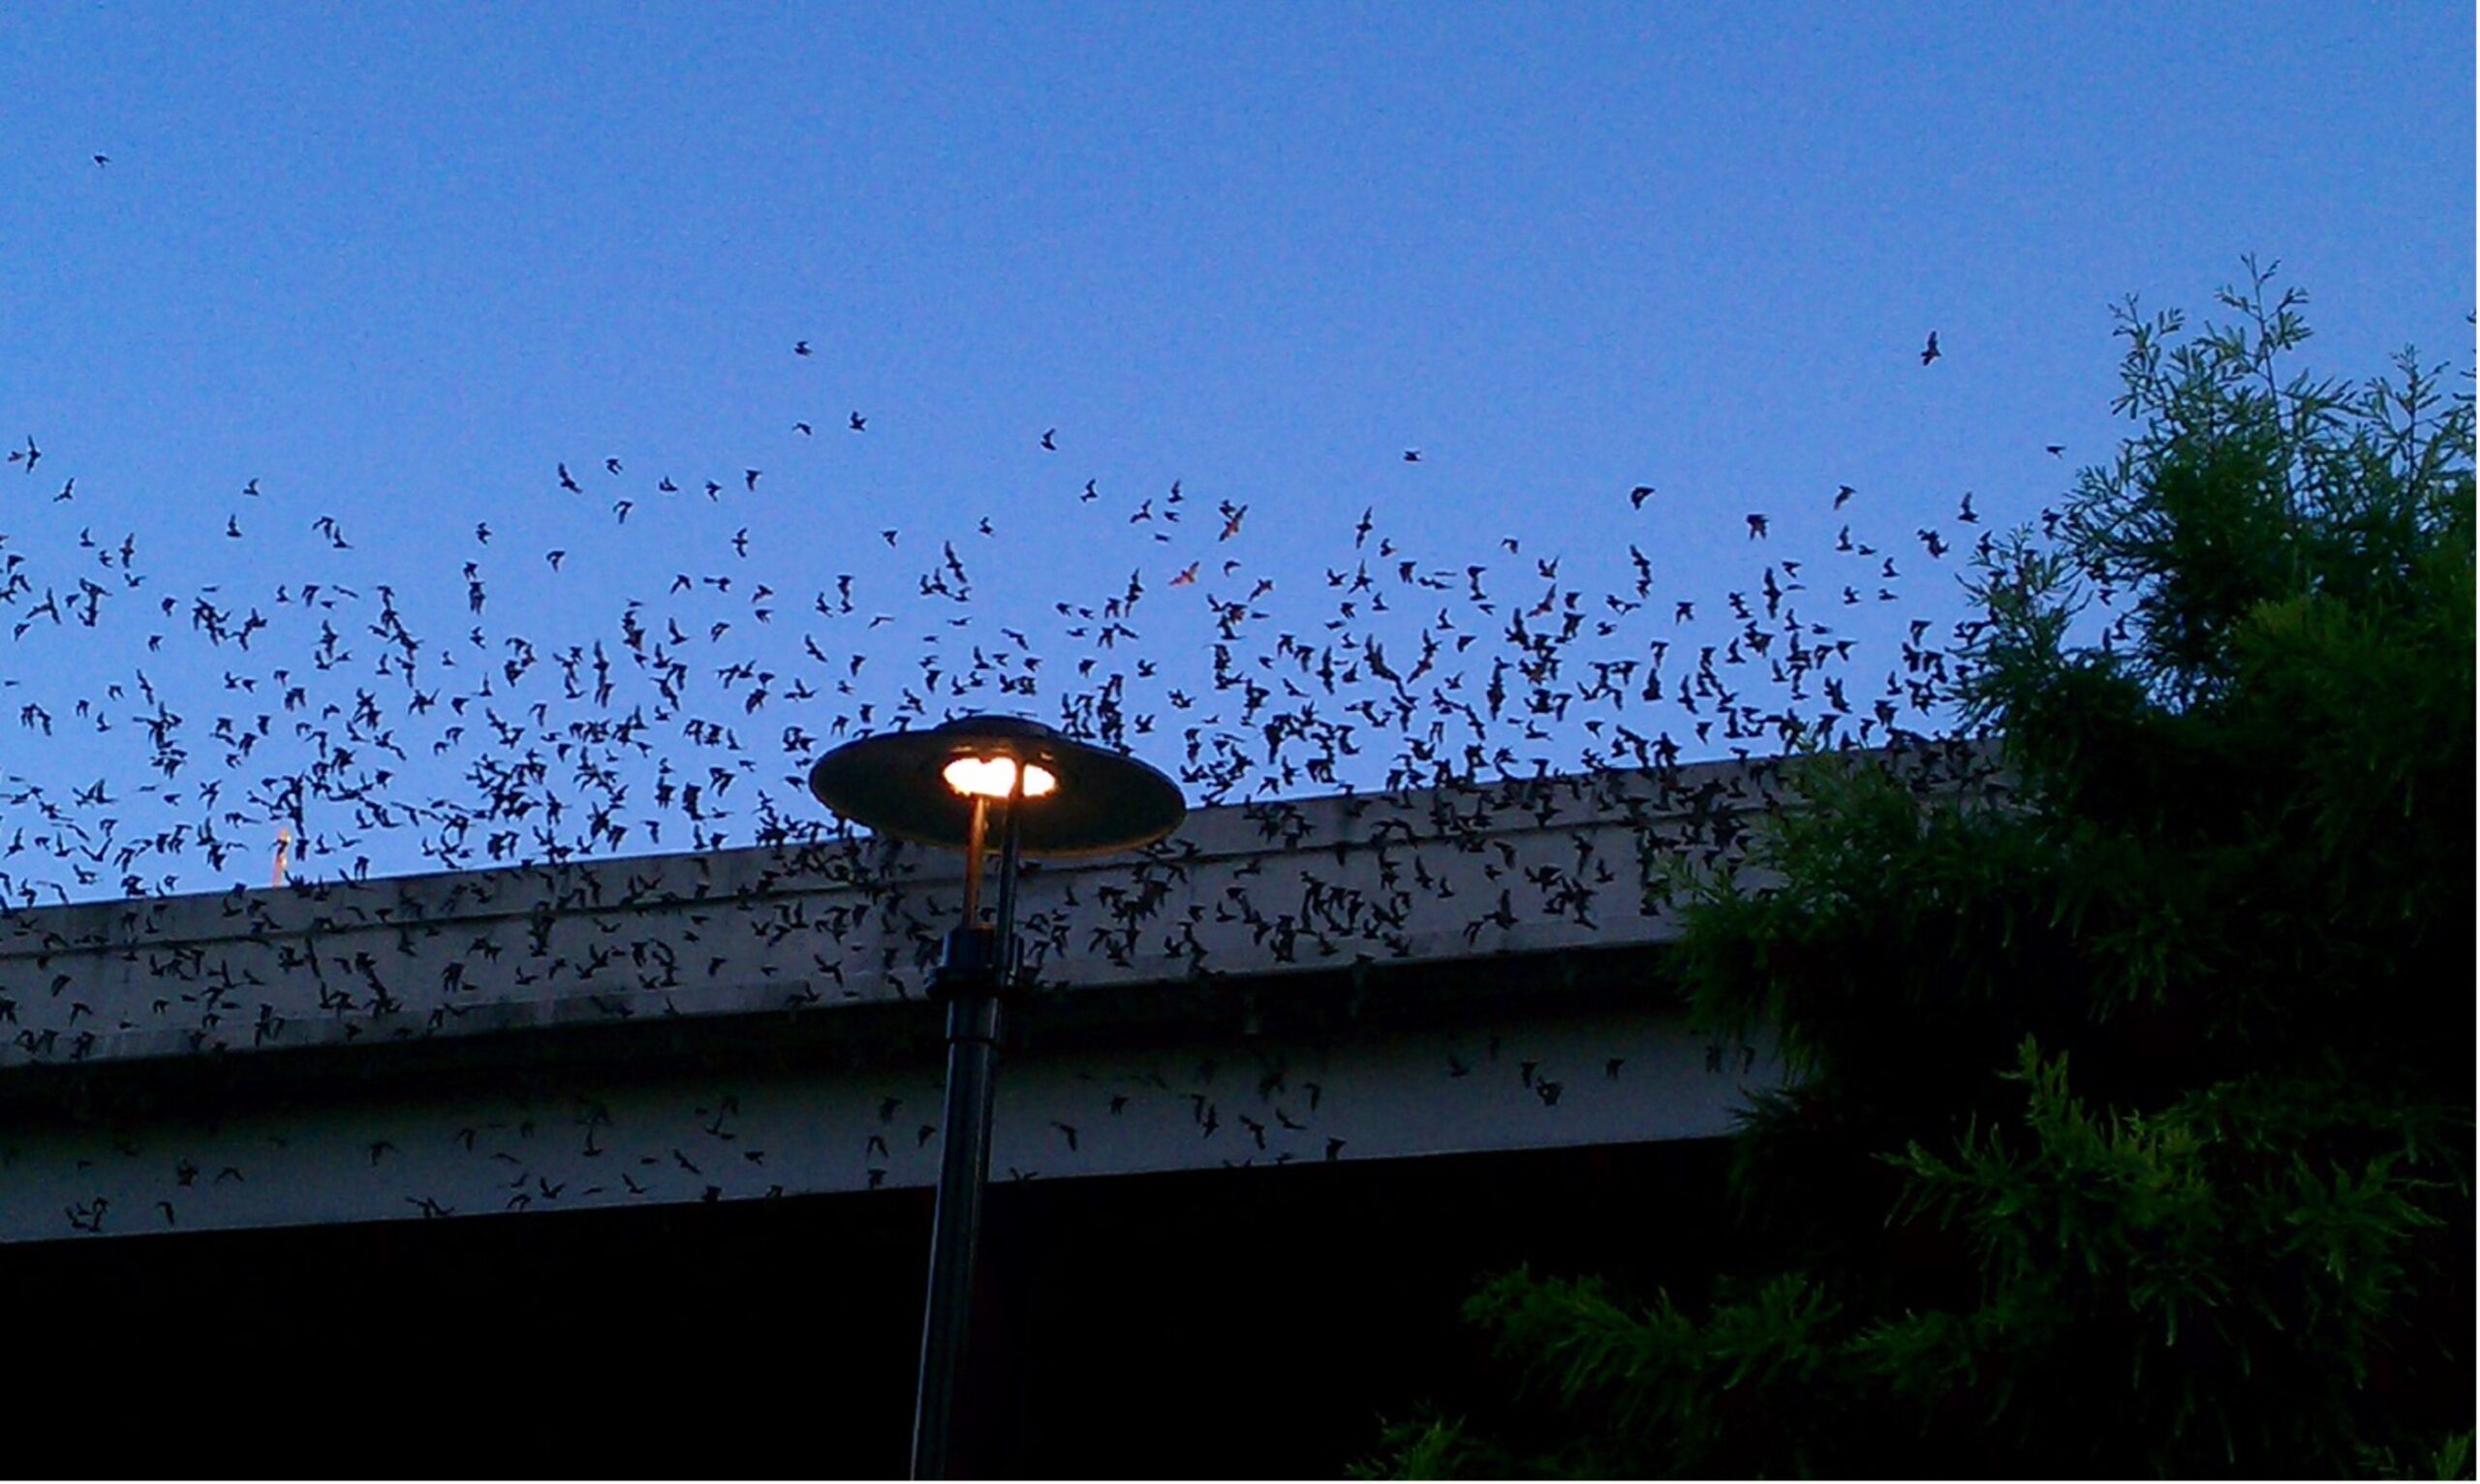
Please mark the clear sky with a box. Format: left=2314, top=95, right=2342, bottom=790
left=0, top=3, right=2469, bottom=899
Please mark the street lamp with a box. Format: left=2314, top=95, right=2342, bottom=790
left=807, top=715, right=1185, bottom=1479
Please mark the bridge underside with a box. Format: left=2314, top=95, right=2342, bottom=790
left=8, top=1131, right=1731, bottom=1477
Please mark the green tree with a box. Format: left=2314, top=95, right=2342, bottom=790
left=1359, top=263, right=2474, bottom=1478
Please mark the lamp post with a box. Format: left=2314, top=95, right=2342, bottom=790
left=807, top=715, right=1185, bottom=1479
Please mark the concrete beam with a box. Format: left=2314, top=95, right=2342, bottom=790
left=0, top=741, right=1995, bottom=1072
left=0, top=740, right=2001, bottom=1243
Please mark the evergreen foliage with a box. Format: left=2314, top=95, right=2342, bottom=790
left=1357, top=264, right=2474, bottom=1478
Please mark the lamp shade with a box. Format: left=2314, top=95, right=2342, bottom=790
left=807, top=715, right=1186, bottom=859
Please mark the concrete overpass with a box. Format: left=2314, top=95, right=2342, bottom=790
left=0, top=738, right=2004, bottom=1472
left=0, top=739, right=1997, bottom=1245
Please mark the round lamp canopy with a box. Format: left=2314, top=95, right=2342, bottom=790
left=807, top=714, right=1186, bottom=860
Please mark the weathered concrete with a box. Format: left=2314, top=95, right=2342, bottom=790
left=0, top=739, right=2001, bottom=1242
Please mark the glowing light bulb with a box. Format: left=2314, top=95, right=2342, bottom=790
left=942, top=756, right=1057, bottom=800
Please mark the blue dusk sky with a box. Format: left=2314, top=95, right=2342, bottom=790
left=0, top=4, right=2469, bottom=898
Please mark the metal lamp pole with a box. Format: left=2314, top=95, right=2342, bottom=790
left=910, top=780, right=1023, bottom=1480
left=805, top=715, right=1184, bottom=1481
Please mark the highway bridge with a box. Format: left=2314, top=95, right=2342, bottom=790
left=0, top=738, right=1994, bottom=1472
